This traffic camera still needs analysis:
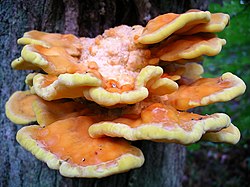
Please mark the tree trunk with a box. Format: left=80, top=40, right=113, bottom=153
left=0, top=0, right=209, bottom=186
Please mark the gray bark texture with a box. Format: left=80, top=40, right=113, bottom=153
left=0, top=0, right=209, bottom=186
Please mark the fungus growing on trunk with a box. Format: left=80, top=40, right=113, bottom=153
left=16, top=116, right=144, bottom=178
left=183, top=13, right=230, bottom=35
left=167, top=72, right=246, bottom=110
left=32, top=99, right=95, bottom=127
left=5, top=91, right=40, bottom=124
left=5, top=9, right=246, bottom=178
left=137, top=9, right=211, bottom=44
left=88, top=103, right=231, bottom=144
left=152, top=33, right=226, bottom=62
left=202, top=124, right=240, bottom=144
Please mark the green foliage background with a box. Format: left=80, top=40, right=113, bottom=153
left=185, top=1, right=250, bottom=186
left=188, top=0, right=250, bottom=149
left=204, top=0, right=250, bottom=140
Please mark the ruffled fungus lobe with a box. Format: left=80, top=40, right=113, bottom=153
left=18, top=26, right=181, bottom=106
left=184, top=13, right=230, bottom=35
left=167, top=72, right=246, bottom=110
left=16, top=116, right=144, bottom=178
left=162, top=63, right=204, bottom=85
left=202, top=124, right=240, bottom=144
left=82, top=66, right=178, bottom=106
left=33, top=99, right=95, bottom=127
left=21, top=45, right=86, bottom=75
left=28, top=65, right=178, bottom=105
left=16, top=31, right=84, bottom=74
left=32, top=73, right=102, bottom=100
left=137, top=9, right=211, bottom=44
left=5, top=91, right=40, bottom=125
left=89, top=103, right=231, bottom=144
left=18, top=30, right=82, bottom=56
left=11, top=57, right=40, bottom=70
left=5, top=9, right=247, bottom=178
left=153, top=34, right=226, bottom=62
left=179, top=63, right=204, bottom=83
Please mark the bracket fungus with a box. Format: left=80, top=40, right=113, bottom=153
left=89, top=103, right=231, bottom=144
left=152, top=33, right=226, bottom=62
left=16, top=116, right=144, bottom=178
left=202, top=124, right=241, bottom=145
left=5, top=91, right=40, bottom=125
left=5, top=9, right=246, bottom=178
left=167, top=72, right=246, bottom=110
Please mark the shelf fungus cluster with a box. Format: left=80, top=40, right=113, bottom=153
left=5, top=10, right=246, bottom=178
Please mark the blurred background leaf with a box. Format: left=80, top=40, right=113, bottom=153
left=203, top=0, right=250, bottom=140
left=185, top=1, right=250, bottom=186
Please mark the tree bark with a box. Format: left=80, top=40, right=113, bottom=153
left=0, top=0, right=209, bottom=186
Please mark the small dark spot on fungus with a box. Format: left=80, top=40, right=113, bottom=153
left=191, top=118, right=194, bottom=120
left=128, top=104, right=135, bottom=106
left=199, top=117, right=203, bottom=120
left=82, top=158, right=85, bottom=162
left=95, top=151, right=98, bottom=155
